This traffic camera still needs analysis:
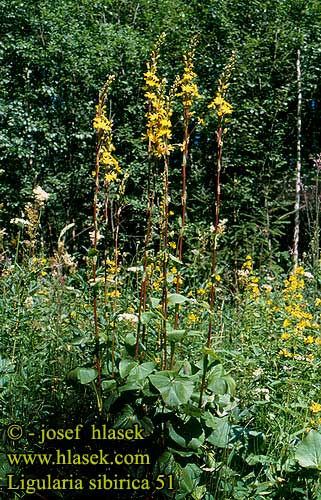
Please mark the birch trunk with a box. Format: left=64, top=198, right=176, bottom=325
left=293, top=47, right=302, bottom=269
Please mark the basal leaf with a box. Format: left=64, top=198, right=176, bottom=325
left=295, top=430, right=321, bottom=469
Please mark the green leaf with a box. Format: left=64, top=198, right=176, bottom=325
left=207, top=364, right=235, bottom=395
left=167, top=330, right=185, bottom=342
left=295, top=430, right=321, bottom=469
left=67, top=367, right=97, bottom=385
left=180, top=463, right=202, bottom=494
left=167, top=293, right=189, bottom=305
left=101, top=379, right=117, bottom=392
left=0, top=454, right=12, bottom=487
left=168, top=417, right=205, bottom=450
left=169, top=253, right=183, bottom=265
left=119, top=359, right=137, bottom=379
left=127, top=362, right=156, bottom=382
left=207, top=416, right=230, bottom=448
left=149, top=372, right=194, bottom=408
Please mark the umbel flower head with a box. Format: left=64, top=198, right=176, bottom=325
left=33, top=186, right=50, bottom=207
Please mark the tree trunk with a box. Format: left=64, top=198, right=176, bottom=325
left=293, top=47, right=302, bottom=269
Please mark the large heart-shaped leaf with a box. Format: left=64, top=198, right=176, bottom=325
left=149, top=372, right=194, bottom=407
left=295, top=430, right=321, bottom=469
left=207, top=416, right=231, bottom=448
left=67, top=367, right=97, bottom=384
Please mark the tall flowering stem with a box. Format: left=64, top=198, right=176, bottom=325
left=140, top=34, right=174, bottom=369
left=172, top=40, right=200, bottom=366
left=199, top=55, right=234, bottom=407
left=92, top=76, right=118, bottom=390
left=136, top=35, right=165, bottom=359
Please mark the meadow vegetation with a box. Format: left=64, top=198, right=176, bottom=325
left=3, top=1, right=321, bottom=497
left=2, top=31, right=321, bottom=499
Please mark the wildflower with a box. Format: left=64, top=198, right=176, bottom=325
left=143, top=36, right=174, bottom=158
left=197, top=116, right=205, bottom=126
left=311, top=402, right=321, bottom=413
left=106, top=290, right=121, bottom=298
left=176, top=50, right=201, bottom=109
left=253, top=387, right=270, bottom=402
left=283, top=319, right=291, bottom=328
left=217, top=219, right=228, bottom=234
left=169, top=242, right=176, bottom=250
left=33, top=186, right=50, bottom=206
left=188, top=313, right=197, bottom=323
left=281, top=333, right=290, bottom=340
left=304, top=336, right=314, bottom=344
left=118, top=313, right=138, bottom=325
left=127, top=266, right=142, bottom=272
left=89, top=230, right=104, bottom=246
left=253, top=367, right=264, bottom=378
left=208, top=95, right=233, bottom=117
left=70, top=311, right=76, bottom=319
left=24, top=297, right=34, bottom=309
left=10, top=218, right=31, bottom=226
left=278, top=348, right=292, bottom=358
left=214, top=274, right=221, bottom=282
left=197, top=288, right=206, bottom=296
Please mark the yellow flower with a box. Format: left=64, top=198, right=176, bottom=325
left=214, top=274, right=221, bottom=282
left=281, top=332, right=290, bottom=340
left=283, top=319, right=291, bottom=328
left=304, top=336, right=314, bottom=344
left=106, top=290, right=121, bottom=298
left=278, top=348, right=292, bottom=358
left=169, top=241, right=176, bottom=250
left=311, top=402, right=321, bottom=413
left=188, top=313, right=197, bottom=323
